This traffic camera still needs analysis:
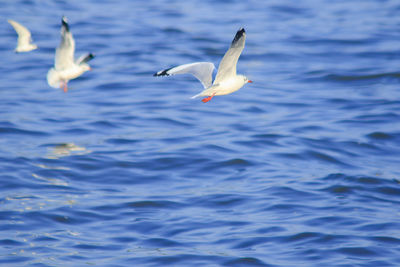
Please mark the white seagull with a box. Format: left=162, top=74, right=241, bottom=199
left=47, top=16, right=94, bottom=92
left=8, top=19, right=38, bottom=52
left=154, top=28, right=252, bottom=103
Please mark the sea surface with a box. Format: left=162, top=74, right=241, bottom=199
left=1, top=0, right=400, bottom=266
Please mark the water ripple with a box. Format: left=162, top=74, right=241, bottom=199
left=2, top=0, right=400, bottom=266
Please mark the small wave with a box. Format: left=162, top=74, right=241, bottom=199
left=0, top=127, right=49, bottom=136
left=326, top=72, right=400, bottom=82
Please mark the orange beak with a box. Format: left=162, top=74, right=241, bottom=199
left=248, top=80, right=253, bottom=83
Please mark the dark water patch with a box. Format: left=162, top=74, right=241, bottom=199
left=304, top=150, right=356, bottom=168
left=230, top=122, right=255, bottom=131
left=356, top=222, right=400, bottom=232
left=59, top=128, right=92, bottom=135
left=271, top=4, right=311, bottom=16
left=223, top=257, right=270, bottom=266
left=305, top=216, right=364, bottom=228
left=367, top=131, right=393, bottom=140
left=95, top=81, right=134, bottom=91
left=322, top=173, right=398, bottom=187
left=235, top=137, right=282, bottom=149
left=300, top=137, right=359, bottom=157
left=73, top=243, right=124, bottom=251
left=143, top=237, right=184, bottom=247
left=319, top=173, right=400, bottom=204
left=0, top=121, right=16, bottom=127
left=42, top=117, right=76, bottom=123
left=272, top=101, right=310, bottom=108
left=202, top=144, right=236, bottom=154
left=272, top=152, right=304, bottom=160
left=239, top=105, right=266, bottom=114
left=110, top=236, right=138, bottom=244
left=252, top=133, right=285, bottom=140
left=255, top=226, right=286, bottom=234
left=125, top=221, right=163, bottom=234
left=339, top=112, right=400, bottom=125
left=123, top=254, right=226, bottom=266
left=189, top=193, right=249, bottom=208
left=289, top=36, right=376, bottom=46
left=150, top=117, right=193, bottom=127
left=338, top=141, right=381, bottom=155
left=323, top=184, right=353, bottom=194
left=325, top=72, right=400, bottom=82
left=148, top=156, right=202, bottom=171
left=31, top=235, right=59, bottom=243
left=127, top=200, right=184, bottom=209
left=370, top=236, right=400, bottom=244
left=204, top=158, right=254, bottom=172
left=89, top=120, right=120, bottom=129
left=292, top=125, right=325, bottom=134
left=231, top=237, right=272, bottom=249
left=105, top=137, right=140, bottom=145
left=285, top=232, right=322, bottom=243
left=0, top=127, right=49, bottom=137
left=84, top=100, right=129, bottom=108
left=0, top=255, right=34, bottom=264
left=0, top=238, right=25, bottom=247
left=376, top=185, right=400, bottom=197
left=162, top=27, right=185, bottom=34
left=335, top=246, right=378, bottom=257
left=265, top=186, right=318, bottom=200
left=264, top=203, right=313, bottom=215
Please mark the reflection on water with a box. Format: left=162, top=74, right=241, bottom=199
left=32, top=173, right=69, bottom=186
left=30, top=143, right=90, bottom=187
left=46, top=143, right=90, bottom=159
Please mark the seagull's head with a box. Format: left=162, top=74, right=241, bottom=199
left=80, top=63, right=92, bottom=72
left=240, top=75, right=253, bottom=84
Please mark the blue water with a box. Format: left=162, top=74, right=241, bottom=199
left=1, top=0, right=400, bottom=266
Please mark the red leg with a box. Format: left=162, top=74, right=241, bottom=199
left=202, top=93, right=216, bottom=103
left=62, top=82, right=68, bottom=93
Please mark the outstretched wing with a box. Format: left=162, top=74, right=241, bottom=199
left=214, top=28, right=246, bottom=84
left=76, top=53, right=95, bottom=65
left=8, top=19, right=33, bottom=46
left=55, top=16, right=75, bottom=70
left=154, top=62, right=215, bottom=89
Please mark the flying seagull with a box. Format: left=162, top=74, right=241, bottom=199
left=154, top=28, right=252, bottom=103
left=47, top=16, right=94, bottom=92
left=8, top=19, right=38, bottom=52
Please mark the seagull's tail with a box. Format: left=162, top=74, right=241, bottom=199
left=47, top=68, right=60, bottom=89
left=191, top=92, right=202, bottom=99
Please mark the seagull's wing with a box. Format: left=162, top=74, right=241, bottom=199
left=76, top=53, right=95, bottom=65
left=154, top=62, right=215, bottom=89
left=8, top=19, right=33, bottom=46
left=55, top=16, right=75, bottom=70
left=214, top=28, right=246, bottom=84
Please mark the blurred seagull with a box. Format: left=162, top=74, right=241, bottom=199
left=47, top=16, right=94, bottom=92
left=154, top=28, right=252, bottom=103
left=8, top=19, right=38, bottom=52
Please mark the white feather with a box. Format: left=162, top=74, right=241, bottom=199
left=154, top=28, right=251, bottom=101
left=8, top=19, right=37, bottom=52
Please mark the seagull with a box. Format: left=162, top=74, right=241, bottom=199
left=8, top=19, right=38, bottom=52
left=47, top=16, right=94, bottom=92
left=154, top=28, right=252, bottom=103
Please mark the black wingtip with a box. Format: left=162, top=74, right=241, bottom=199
left=85, top=53, right=95, bottom=63
left=231, top=28, right=245, bottom=45
left=62, top=16, right=69, bottom=32
left=153, top=67, right=172, bottom=77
